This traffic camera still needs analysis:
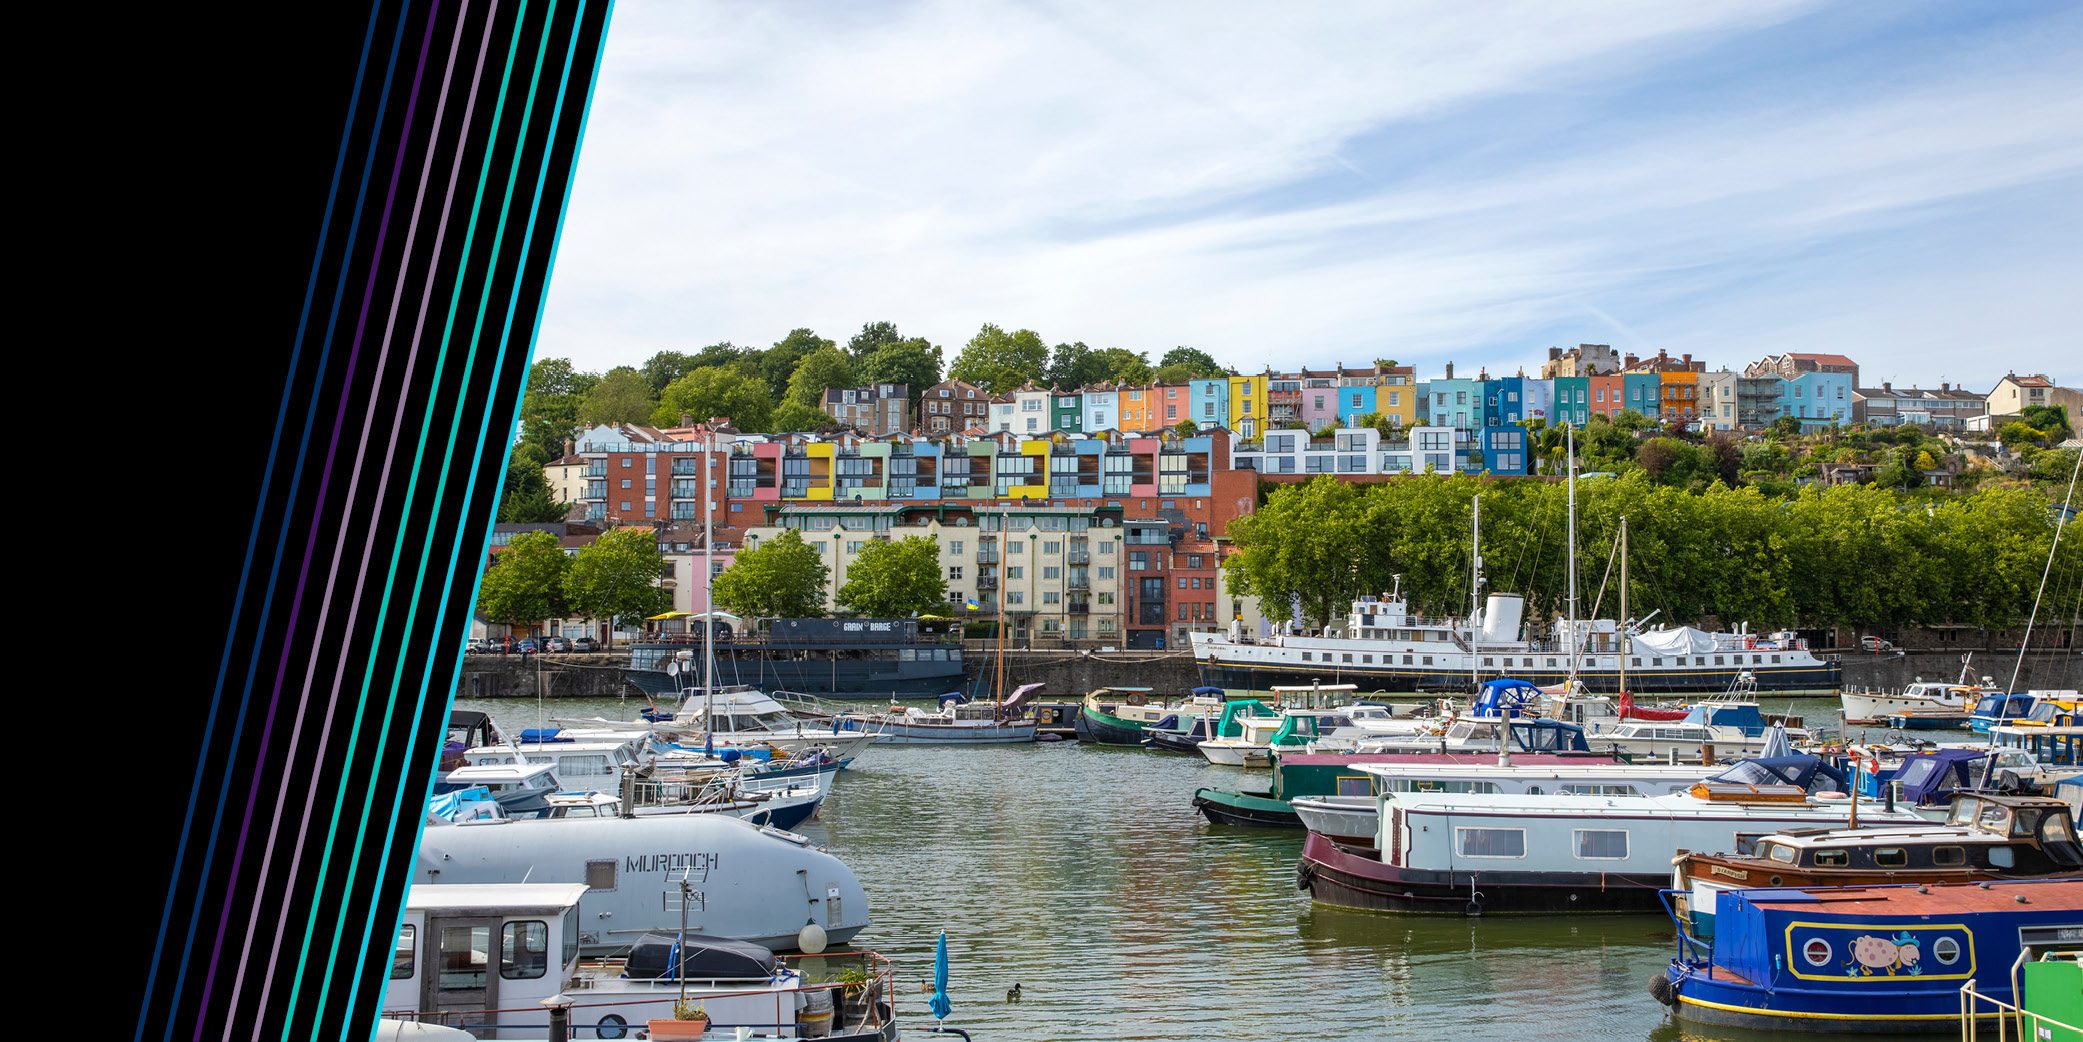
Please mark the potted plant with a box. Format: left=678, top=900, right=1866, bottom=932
left=645, top=997, right=709, bottom=1040
left=831, top=965, right=876, bottom=1024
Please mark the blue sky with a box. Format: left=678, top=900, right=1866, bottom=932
left=537, top=1, right=2080, bottom=390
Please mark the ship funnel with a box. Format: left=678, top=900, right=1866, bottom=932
left=1481, top=594, right=1524, bottom=642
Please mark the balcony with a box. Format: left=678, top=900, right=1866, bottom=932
left=1067, top=578, right=1090, bottom=591
left=1068, top=603, right=1090, bottom=614
left=975, top=550, right=999, bottom=564
left=976, top=576, right=1000, bottom=590
left=671, top=461, right=703, bottom=475
left=1066, top=552, right=1090, bottom=565
left=584, top=464, right=607, bottom=477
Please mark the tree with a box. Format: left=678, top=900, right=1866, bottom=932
left=2021, top=404, right=2071, bottom=442
left=835, top=535, right=947, bottom=617
left=564, top=528, right=671, bottom=646
left=1999, top=421, right=2046, bottom=449
left=785, top=345, right=858, bottom=409
left=948, top=324, right=1048, bottom=394
left=519, top=358, right=598, bottom=456
left=847, top=320, right=904, bottom=357
left=711, top=529, right=830, bottom=620
left=1158, top=346, right=1223, bottom=378
left=856, top=336, right=943, bottom=396
left=577, top=366, right=657, bottom=426
left=499, top=458, right=568, bottom=522
left=652, top=367, right=774, bottom=431
left=1044, top=341, right=1112, bottom=389
left=760, top=328, right=836, bottom=391
left=1095, top=347, right=1152, bottom=384
left=770, top=399, right=838, bottom=433
left=476, top=530, right=571, bottom=629
left=1172, top=419, right=1200, bottom=436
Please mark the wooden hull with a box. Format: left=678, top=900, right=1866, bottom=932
left=1297, top=831, right=1669, bottom=915
left=1191, top=788, right=1301, bottom=828
left=1073, top=705, right=1147, bottom=746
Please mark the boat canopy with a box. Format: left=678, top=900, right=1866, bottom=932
left=1214, top=699, right=1278, bottom=738
left=1705, top=755, right=1848, bottom=794
left=624, top=932, right=778, bottom=981
left=1191, top=686, right=1224, bottom=696
left=1507, top=719, right=1590, bottom=752
left=1472, top=679, right=1543, bottom=719
left=1680, top=701, right=1772, bottom=737
left=1632, top=626, right=1719, bottom=656
left=1889, top=748, right=1987, bottom=805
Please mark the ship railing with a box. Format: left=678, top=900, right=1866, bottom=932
left=1960, top=966, right=2078, bottom=1040
left=1655, top=889, right=1714, bottom=962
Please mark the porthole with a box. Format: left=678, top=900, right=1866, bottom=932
left=1934, top=937, right=1960, bottom=965
left=1769, top=875, right=1783, bottom=886
left=1803, top=938, right=1831, bottom=966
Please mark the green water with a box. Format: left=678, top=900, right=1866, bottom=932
left=450, top=694, right=1947, bottom=1040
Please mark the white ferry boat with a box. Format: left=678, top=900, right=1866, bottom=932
left=1190, top=587, right=1841, bottom=696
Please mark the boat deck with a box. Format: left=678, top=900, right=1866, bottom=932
left=1743, top=878, right=2083, bottom=914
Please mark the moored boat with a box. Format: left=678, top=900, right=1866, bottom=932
left=830, top=684, right=1042, bottom=744
left=1653, top=878, right=2083, bottom=1033
left=1298, top=773, right=1924, bottom=917
left=1072, top=687, right=1223, bottom=745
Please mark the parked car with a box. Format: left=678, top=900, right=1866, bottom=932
left=1860, top=636, right=1894, bottom=652
left=571, top=636, right=598, bottom=652
left=465, top=638, right=495, bottom=654
left=543, top=637, right=570, bottom=653
left=515, top=639, right=539, bottom=654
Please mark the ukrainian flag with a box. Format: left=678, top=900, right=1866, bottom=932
left=964, top=598, right=981, bottom=611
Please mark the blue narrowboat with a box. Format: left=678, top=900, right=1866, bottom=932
left=1656, top=877, right=2083, bottom=1033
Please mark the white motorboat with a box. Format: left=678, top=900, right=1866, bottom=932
left=826, top=683, right=1043, bottom=744
left=1841, top=656, right=1997, bottom=724
left=384, top=882, right=902, bottom=1041
left=415, top=789, right=869, bottom=954
left=565, top=686, right=881, bottom=761
left=1199, top=707, right=1359, bottom=767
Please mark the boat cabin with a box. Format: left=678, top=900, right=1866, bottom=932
left=385, top=883, right=587, bottom=1031
left=1970, top=692, right=2040, bottom=732
left=461, top=734, right=642, bottom=793
left=431, top=763, right=564, bottom=818
left=1989, top=724, right=2083, bottom=768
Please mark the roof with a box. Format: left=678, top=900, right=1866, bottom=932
left=405, top=883, right=590, bottom=914
left=1740, top=878, right=2082, bottom=914
left=1788, top=353, right=1858, bottom=367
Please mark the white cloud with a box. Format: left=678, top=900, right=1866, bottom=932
left=537, top=1, right=2082, bottom=388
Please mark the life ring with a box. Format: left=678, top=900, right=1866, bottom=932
left=1465, top=899, right=1483, bottom=917
left=1814, top=791, right=1849, bottom=800
left=1126, top=692, right=1148, bottom=706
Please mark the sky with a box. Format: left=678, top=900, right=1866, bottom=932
left=536, top=1, right=2082, bottom=391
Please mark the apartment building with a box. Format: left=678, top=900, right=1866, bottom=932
left=920, top=379, right=990, bottom=434
left=821, top=383, right=911, bottom=435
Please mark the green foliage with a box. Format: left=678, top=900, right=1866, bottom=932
left=1044, top=341, right=1111, bottom=389
left=1158, top=346, right=1223, bottom=379
left=1613, top=410, right=1655, bottom=433
left=856, top=336, right=943, bottom=397
left=1223, top=473, right=2075, bottom=635
left=640, top=344, right=750, bottom=395
left=1094, top=347, right=1153, bottom=385
left=2021, top=404, right=2071, bottom=442
left=771, top=399, right=838, bottom=433
left=476, top=530, right=572, bottom=626
left=499, top=460, right=565, bottom=522
left=1173, top=419, right=1200, bottom=436
left=761, top=328, right=836, bottom=391
left=1152, top=363, right=1196, bottom=384
left=653, top=367, right=774, bottom=432
left=519, top=358, right=598, bottom=456
left=786, top=346, right=858, bottom=409
left=565, top=529, right=671, bottom=641
left=847, top=320, right=905, bottom=357
left=2000, top=421, right=2047, bottom=449
left=2029, top=448, right=2079, bottom=483
left=1771, top=415, right=1802, bottom=439
left=949, top=324, right=1048, bottom=395
left=712, top=529, right=831, bottom=619
left=577, top=366, right=657, bottom=427
left=835, top=535, right=948, bottom=617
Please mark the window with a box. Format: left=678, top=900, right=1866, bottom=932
left=1873, top=848, right=1909, bottom=868
left=1007, top=566, right=1023, bottom=579
left=621, top=478, right=632, bottom=489
left=1456, top=828, right=1526, bottom=858
left=391, top=924, right=416, bottom=979
left=949, top=566, right=963, bottom=580
left=501, top=920, right=549, bottom=980
left=1574, top=830, right=1628, bottom=860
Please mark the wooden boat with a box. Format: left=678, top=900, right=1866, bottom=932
left=1671, top=792, right=2083, bottom=944
left=832, top=684, right=1041, bottom=744
left=1072, top=687, right=1222, bottom=745
left=1653, top=878, right=2083, bottom=1033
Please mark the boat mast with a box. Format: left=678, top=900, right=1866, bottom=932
left=1618, top=515, right=1629, bottom=699
left=703, top=437, right=715, bottom=700
left=995, top=504, right=1009, bottom=706
left=2005, top=449, right=2080, bottom=697
left=1470, top=495, right=1483, bottom=689
left=1566, top=423, right=1579, bottom=692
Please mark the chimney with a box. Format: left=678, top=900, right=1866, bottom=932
left=1624, top=353, right=1639, bottom=369
left=563, top=438, right=573, bottom=457
left=1682, top=353, right=1692, bottom=369
left=1942, top=382, right=1950, bottom=392
left=1883, top=381, right=1891, bottom=391
left=1549, top=347, right=1561, bottom=361
left=680, top=412, right=693, bottom=427
left=1445, top=362, right=1455, bottom=380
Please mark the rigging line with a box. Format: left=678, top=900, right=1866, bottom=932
left=2008, top=449, right=2081, bottom=694
left=1586, top=525, right=1623, bottom=622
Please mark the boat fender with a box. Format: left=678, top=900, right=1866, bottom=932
left=1464, top=899, right=1482, bottom=917
left=1647, top=973, right=1674, bottom=1007
left=1295, top=862, right=1315, bottom=892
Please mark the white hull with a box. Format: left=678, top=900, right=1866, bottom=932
left=1199, top=741, right=1272, bottom=767
left=1291, top=795, right=1376, bottom=840
left=864, top=720, right=1038, bottom=744
left=1841, top=691, right=1972, bottom=724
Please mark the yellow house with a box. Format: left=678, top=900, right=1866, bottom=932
left=1228, top=373, right=1266, bottom=440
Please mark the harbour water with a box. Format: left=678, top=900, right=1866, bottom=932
left=452, top=694, right=1935, bottom=1040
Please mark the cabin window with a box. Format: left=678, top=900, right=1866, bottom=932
left=1714, top=656, right=1724, bottom=665
left=1560, top=784, right=1639, bottom=796
left=391, top=924, right=416, bottom=979
left=1363, top=655, right=1373, bottom=664
left=1422, top=656, right=1433, bottom=665
left=585, top=859, right=617, bottom=892
left=1457, top=828, right=1527, bottom=858
left=2044, top=814, right=2076, bottom=843
left=1336, top=775, right=1371, bottom=797
left=1302, top=653, right=1312, bottom=661
left=1652, top=658, right=1663, bottom=666
left=2011, top=809, right=2044, bottom=838
left=1631, top=658, right=1642, bottom=667
left=1404, top=655, right=1415, bottom=665
left=1547, top=658, right=1557, bottom=667
left=1575, top=829, right=1628, bottom=860
left=1482, top=658, right=1494, bottom=667
left=1932, top=846, right=1966, bottom=866
left=1735, top=832, right=1771, bottom=856
left=501, top=920, right=550, bottom=980
left=1873, top=848, right=1909, bottom=868
left=1812, top=849, right=1850, bottom=867
left=1342, top=654, right=1353, bottom=663
left=1764, top=843, right=1796, bottom=864
left=1988, top=846, right=2015, bottom=868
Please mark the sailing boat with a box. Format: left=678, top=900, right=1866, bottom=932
left=832, top=506, right=1040, bottom=744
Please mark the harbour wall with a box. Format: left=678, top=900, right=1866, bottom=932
left=455, top=648, right=2077, bottom=700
